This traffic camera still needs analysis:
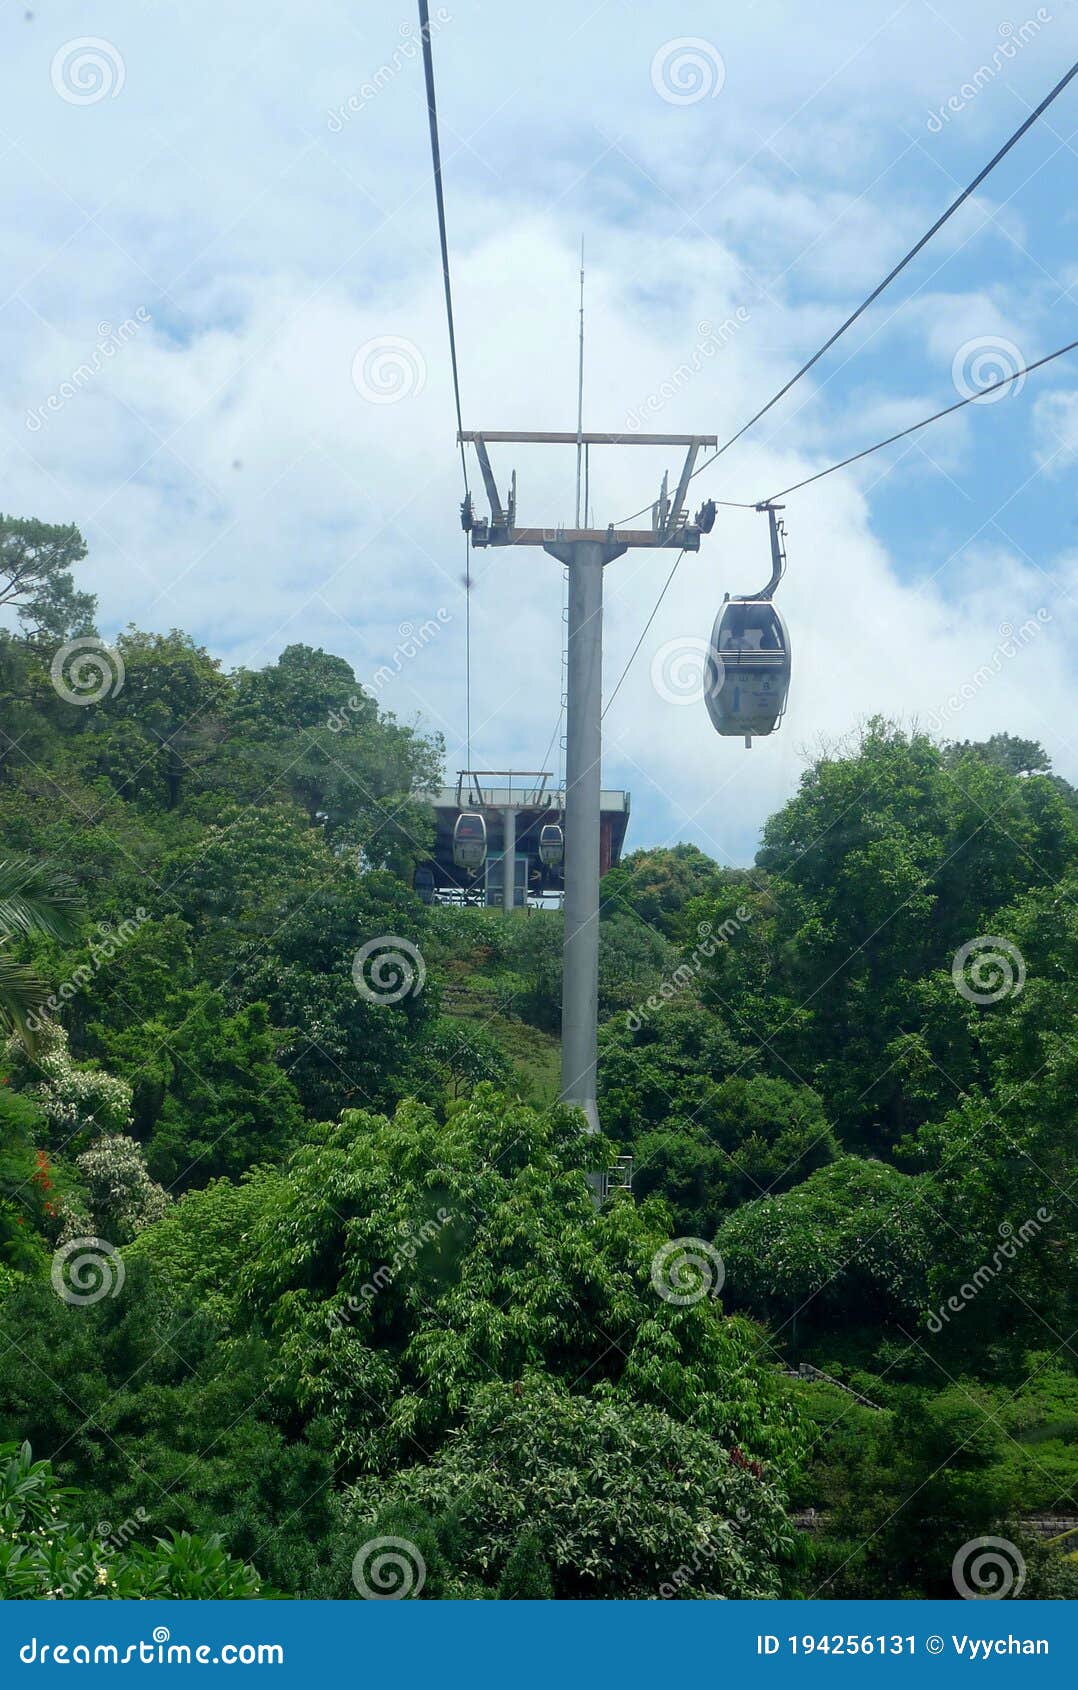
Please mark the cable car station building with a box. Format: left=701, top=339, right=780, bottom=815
left=417, top=771, right=630, bottom=910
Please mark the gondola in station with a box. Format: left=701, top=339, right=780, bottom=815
left=451, top=810, right=488, bottom=873
left=538, top=822, right=565, bottom=872
left=416, top=771, right=629, bottom=910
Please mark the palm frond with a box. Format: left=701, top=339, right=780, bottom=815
left=0, top=856, right=81, bottom=945
left=0, top=951, right=50, bottom=1054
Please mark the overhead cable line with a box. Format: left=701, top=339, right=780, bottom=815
left=417, top=0, right=474, bottom=762
left=608, top=340, right=1078, bottom=725
left=538, top=705, right=565, bottom=776
left=602, top=499, right=767, bottom=722
left=615, top=58, right=1078, bottom=526
left=418, top=0, right=469, bottom=494
left=462, top=533, right=473, bottom=759
left=602, top=490, right=765, bottom=720
left=602, top=549, right=688, bottom=719
left=756, top=337, right=1078, bottom=502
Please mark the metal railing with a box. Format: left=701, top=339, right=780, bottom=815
left=598, top=1156, right=633, bottom=1201
left=455, top=770, right=558, bottom=811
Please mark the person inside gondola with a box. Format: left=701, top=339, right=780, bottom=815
left=719, top=605, right=746, bottom=650
left=721, top=606, right=764, bottom=651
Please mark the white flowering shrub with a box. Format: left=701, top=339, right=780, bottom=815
left=0, top=1440, right=261, bottom=1598
left=6, top=1024, right=132, bottom=1141
left=62, top=1135, right=169, bottom=1245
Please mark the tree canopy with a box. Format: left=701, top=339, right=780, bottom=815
left=0, top=548, right=1074, bottom=1602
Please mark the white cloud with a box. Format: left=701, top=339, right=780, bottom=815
left=1033, top=386, right=1078, bottom=472
left=1, top=0, right=1075, bottom=863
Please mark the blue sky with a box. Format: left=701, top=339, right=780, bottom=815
left=2, top=0, right=1076, bottom=863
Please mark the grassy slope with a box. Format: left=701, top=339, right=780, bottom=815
left=428, top=913, right=561, bottom=1106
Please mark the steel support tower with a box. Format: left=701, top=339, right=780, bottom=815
left=461, top=431, right=716, bottom=1143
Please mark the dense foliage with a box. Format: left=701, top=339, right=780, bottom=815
left=0, top=519, right=1075, bottom=1599
left=0, top=1441, right=260, bottom=1599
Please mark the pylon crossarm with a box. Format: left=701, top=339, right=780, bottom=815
left=458, top=430, right=716, bottom=550
left=458, top=431, right=717, bottom=446
left=664, top=442, right=701, bottom=540
left=502, top=527, right=695, bottom=551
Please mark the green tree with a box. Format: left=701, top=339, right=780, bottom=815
left=147, top=806, right=434, bottom=1119
left=943, top=732, right=1052, bottom=778
left=0, top=858, right=81, bottom=1049
left=600, top=1004, right=747, bottom=1135
left=420, top=1017, right=512, bottom=1098
left=498, top=1528, right=554, bottom=1599
left=105, top=992, right=306, bottom=1188
left=229, top=1089, right=805, bottom=1479
left=69, top=629, right=227, bottom=812
left=717, top=1156, right=933, bottom=1333
left=815, top=1388, right=1019, bottom=1599
left=6, top=1022, right=133, bottom=1148
left=0, top=515, right=91, bottom=643
left=0, top=1270, right=335, bottom=1597
left=906, top=875, right=1078, bottom=1352
left=601, top=843, right=731, bottom=940
left=0, top=1441, right=262, bottom=1599
left=64, top=1135, right=170, bottom=1245
left=220, top=643, right=441, bottom=864
left=346, top=1376, right=795, bottom=1598
left=0, top=1086, right=54, bottom=1274
left=499, top=908, right=675, bottom=1036
left=632, top=1075, right=838, bottom=1237
left=696, top=722, right=1075, bottom=1147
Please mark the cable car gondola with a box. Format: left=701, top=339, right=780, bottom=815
left=413, top=864, right=436, bottom=905
left=705, top=504, right=791, bottom=748
left=452, top=810, right=487, bottom=874
left=538, top=821, right=564, bottom=873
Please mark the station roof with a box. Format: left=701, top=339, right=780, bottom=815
left=427, top=784, right=629, bottom=815
left=422, top=782, right=631, bottom=874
